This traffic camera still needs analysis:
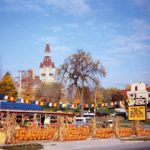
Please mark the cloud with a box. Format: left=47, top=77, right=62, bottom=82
left=35, top=35, right=73, bottom=52
left=105, top=19, right=150, bottom=57
left=35, top=36, right=61, bottom=46
left=131, top=19, right=150, bottom=32
left=1, top=0, right=45, bottom=13
left=65, top=23, right=79, bottom=28
left=107, top=34, right=150, bottom=57
left=1, top=0, right=90, bottom=15
left=133, top=0, right=150, bottom=12
left=45, top=0, right=90, bottom=15
left=48, top=26, right=64, bottom=33
left=53, top=45, right=71, bottom=52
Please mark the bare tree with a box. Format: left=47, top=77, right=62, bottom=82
left=57, top=49, right=106, bottom=116
left=35, top=82, right=64, bottom=103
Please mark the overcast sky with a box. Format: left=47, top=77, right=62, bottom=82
left=0, top=0, right=150, bottom=88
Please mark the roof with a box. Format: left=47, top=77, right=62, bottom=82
left=45, top=43, right=51, bottom=52
left=0, top=108, right=75, bottom=116
left=40, top=43, right=55, bottom=68
left=35, top=77, right=42, bottom=86
left=40, top=56, right=55, bottom=68
left=0, top=101, right=42, bottom=111
left=32, top=76, right=42, bottom=87
left=21, top=75, right=42, bottom=88
left=146, top=87, right=150, bottom=92
left=119, top=89, right=128, bottom=96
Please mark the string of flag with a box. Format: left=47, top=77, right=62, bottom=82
left=0, top=94, right=125, bottom=109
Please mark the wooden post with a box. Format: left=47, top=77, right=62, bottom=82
left=58, top=116, right=64, bottom=141
left=5, top=113, right=16, bottom=144
left=131, top=120, right=140, bottom=136
left=73, top=116, right=76, bottom=125
left=33, top=114, right=38, bottom=127
left=113, top=116, right=120, bottom=138
left=89, top=117, right=96, bottom=138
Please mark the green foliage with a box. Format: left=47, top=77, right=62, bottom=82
left=99, top=108, right=114, bottom=115
left=0, top=72, right=17, bottom=98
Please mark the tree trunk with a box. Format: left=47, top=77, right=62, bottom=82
left=80, top=85, right=84, bottom=117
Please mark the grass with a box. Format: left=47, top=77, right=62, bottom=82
left=0, top=143, right=43, bottom=150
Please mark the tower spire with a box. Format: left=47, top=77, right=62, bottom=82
left=39, top=43, right=55, bottom=83
left=45, top=43, right=50, bottom=52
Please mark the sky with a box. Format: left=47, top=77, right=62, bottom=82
left=0, top=0, right=150, bottom=89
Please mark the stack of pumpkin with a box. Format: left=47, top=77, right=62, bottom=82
left=137, top=128, right=150, bottom=136
left=63, top=126, right=89, bottom=141
left=12, top=126, right=57, bottom=144
left=119, top=128, right=132, bottom=137
left=95, top=128, right=114, bottom=138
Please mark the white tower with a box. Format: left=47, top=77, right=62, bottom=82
left=39, top=43, right=55, bottom=83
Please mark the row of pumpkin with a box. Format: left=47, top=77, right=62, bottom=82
left=10, top=126, right=150, bottom=144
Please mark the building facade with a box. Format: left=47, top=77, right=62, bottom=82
left=39, top=43, right=56, bottom=84
left=127, top=82, right=150, bottom=104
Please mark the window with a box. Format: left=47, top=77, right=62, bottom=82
left=42, top=73, right=46, bottom=76
left=49, top=73, right=53, bottom=77
left=135, top=86, right=138, bottom=91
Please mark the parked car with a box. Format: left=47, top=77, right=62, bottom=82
left=107, top=119, right=113, bottom=128
left=95, top=112, right=107, bottom=117
left=115, top=112, right=127, bottom=119
left=75, top=117, right=87, bottom=126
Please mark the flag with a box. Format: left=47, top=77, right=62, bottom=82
left=48, top=103, right=52, bottom=107
left=4, top=95, right=9, bottom=100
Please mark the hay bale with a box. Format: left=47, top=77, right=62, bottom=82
left=0, top=132, right=6, bottom=144
left=89, top=118, right=96, bottom=138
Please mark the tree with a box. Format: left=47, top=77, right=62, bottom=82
left=73, top=86, right=92, bottom=104
left=0, top=72, right=18, bottom=98
left=21, top=81, right=33, bottom=100
left=35, top=82, right=64, bottom=103
left=125, top=84, right=131, bottom=90
left=101, top=87, right=118, bottom=103
left=91, top=86, right=104, bottom=105
left=57, top=49, right=106, bottom=116
left=112, top=90, right=127, bottom=101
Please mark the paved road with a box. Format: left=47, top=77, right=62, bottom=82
left=42, top=138, right=150, bottom=150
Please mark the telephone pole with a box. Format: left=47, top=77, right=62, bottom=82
left=18, top=70, right=24, bottom=98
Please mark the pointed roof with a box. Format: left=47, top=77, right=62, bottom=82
left=40, top=62, right=43, bottom=68
left=45, top=43, right=51, bottom=52
left=39, top=43, right=55, bottom=68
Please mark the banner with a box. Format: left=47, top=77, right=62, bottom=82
left=128, top=106, right=146, bottom=120
left=0, top=94, right=127, bottom=110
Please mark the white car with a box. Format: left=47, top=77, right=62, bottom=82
left=75, top=117, right=87, bottom=125
left=107, top=119, right=113, bottom=128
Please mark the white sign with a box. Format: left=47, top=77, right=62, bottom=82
left=135, top=98, right=146, bottom=105
left=147, top=111, right=150, bottom=119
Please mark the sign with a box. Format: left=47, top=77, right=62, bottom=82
left=135, top=98, right=146, bottom=105
left=128, top=106, right=146, bottom=120
left=147, top=112, right=150, bottom=120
